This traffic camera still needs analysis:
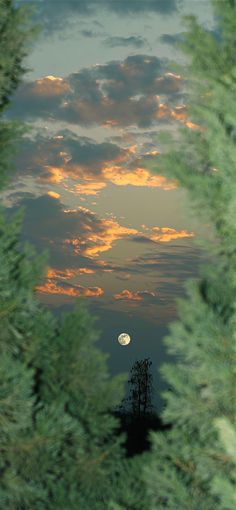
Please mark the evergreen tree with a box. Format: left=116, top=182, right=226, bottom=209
left=126, top=358, right=153, bottom=418
left=0, top=0, right=38, bottom=190
left=143, top=1, right=236, bottom=508
left=0, top=0, right=37, bottom=112
left=0, top=206, right=127, bottom=508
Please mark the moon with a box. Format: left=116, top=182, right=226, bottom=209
left=118, top=333, right=131, bottom=346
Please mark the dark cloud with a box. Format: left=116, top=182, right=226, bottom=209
left=13, top=130, right=126, bottom=181
left=126, top=244, right=208, bottom=303
left=9, top=55, right=184, bottom=128
left=160, top=33, right=185, bottom=46
left=16, top=0, right=95, bottom=36
left=131, top=235, right=155, bottom=244
left=103, top=0, right=178, bottom=15
left=5, top=194, right=196, bottom=280
left=17, top=0, right=179, bottom=36
left=59, top=94, right=161, bottom=128
left=95, top=55, right=165, bottom=100
left=103, top=36, right=147, bottom=48
left=4, top=192, right=205, bottom=329
left=5, top=194, right=138, bottom=261
left=79, top=29, right=103, bottom=38
left=10, top=129, right=176, bottom=196
left=130, top=246, right=206, bottom=277
left=9, top=75, right=71, bottom=121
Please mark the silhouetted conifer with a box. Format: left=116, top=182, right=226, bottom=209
left=127, top=358, right=153, bottom=418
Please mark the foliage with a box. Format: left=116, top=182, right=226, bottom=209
left=0, top=0, right=38, bottom=113
left=0, top=201, right=128, bottom=508
left=0, top=0, right=39, bottom=191
left=108, top=453, right=151, bottom=510
left=143, top=1, right=236, bottom=508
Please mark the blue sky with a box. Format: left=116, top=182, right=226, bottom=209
left=7, top=0, right=216, bottom=410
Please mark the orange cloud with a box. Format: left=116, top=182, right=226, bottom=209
left=154, top=102, right=202, bottom=131
left=114, top=289, right=156, bottom=301
left=83, top=287, right=104, bottom=297
left=63, top=217, right=138, bottom=258
left=35, top=143, right=130, bottom=193
left=25, top=130, right=176, bottom=195
left=39, top=166, right=66, bottom=183
left=32, top=75, right=71, bottom=96
left=46, top=266, right=113, bottom=279
left=171, top=106, right=202, bottom=130
left=35, top=281, right=103, bottom=297
left=148, top=226, right=194, bottom=242
left=114, top=289, right=143, bottom=301
left=60, top=206, right=194, bottom=259
left=102, top=165, right=176, bottom=190
left=127, top=144, right=138, bottom=154
left=46, top=267, right=96, bottom=279
left=47, top=191, right=61, bottom=199
left=74, top=181, right=107, bottom=195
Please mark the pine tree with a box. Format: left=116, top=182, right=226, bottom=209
left=126, top=358, right=153, bottom=418
left=0, top=206, right=127, bottom=508
left=0, top=0, right=38, bottom=190
left=143, top=1, right=236, bottom=508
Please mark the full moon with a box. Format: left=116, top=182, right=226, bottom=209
left=118, top=333, right=131, bottom=346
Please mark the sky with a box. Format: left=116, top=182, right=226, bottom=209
left=6, top=0, right=216, bottom=411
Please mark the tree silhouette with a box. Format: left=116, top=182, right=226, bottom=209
left=127, top=358, right=153, bottom=418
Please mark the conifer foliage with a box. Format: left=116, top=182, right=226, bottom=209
left=0, top=0, right=37, bottom=190
left=144, top=1, right=236, bottom=508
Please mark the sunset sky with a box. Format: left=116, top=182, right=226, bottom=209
left=6, top=0, right=216, bottom=410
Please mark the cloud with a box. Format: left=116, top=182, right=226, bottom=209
left=10, top=75, right=71, bottom=120
left=13, top=130, right=176, bottom=195
left=129, top=245, right=205, bottom=273
left=132, top=226, right=194, bottom=244
left=6, top=194, right=138, bottom=260
left=113, top=289, right=157, bottom=302
left=19, top=0, right=179, bottom=36
left=9, top=55, right=185, bottom=128
left=35, top=280, right=104, bottom=298
left=47, top=191, right=61, bottom=199
left=6, top=194, right=195, bottom=281
left=160, top=33, right=185, bottom=46
left=102, top=166, right=176, bottom=190
left=103, top=36, right=147, bottom=48
left=63, top=207, right=138, bottom=258
left=47, top=268, right=96, bottom=278
left=126, top=245, right=207, bottom=302
left=79, top=29, right=103, bottom=38
left=14, top=129, right=125, bottom=178
left=103, top=0, right=178, bottom=15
